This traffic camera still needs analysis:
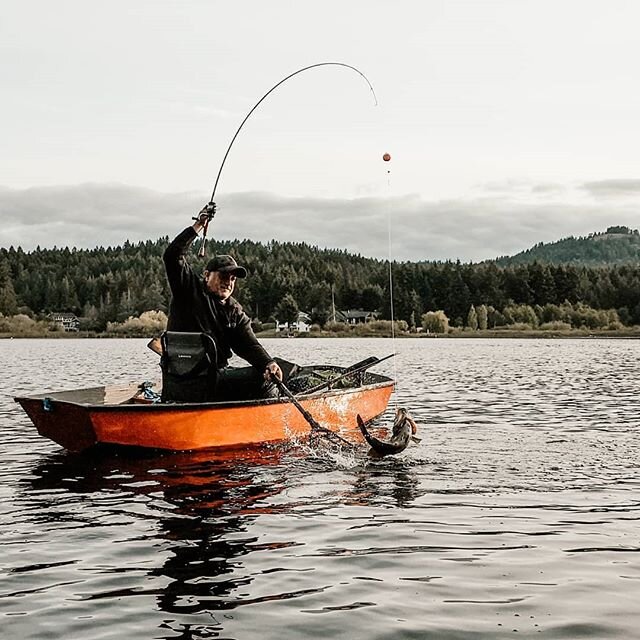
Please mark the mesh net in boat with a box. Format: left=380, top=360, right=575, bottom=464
left=287, top=365, right=377, bottom=394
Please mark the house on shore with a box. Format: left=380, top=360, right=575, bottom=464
left=49, top=312, right=80, bottom=332
left=277, top=311, right=312, bottom=333
left=337, top=309, right=379, bottom=325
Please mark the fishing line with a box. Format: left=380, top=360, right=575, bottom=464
left=383, top=153, right=400, bottom=408
left=199, top=62, right=378, bottom=256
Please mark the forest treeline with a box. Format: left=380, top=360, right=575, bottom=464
left=1, top=233, right=640, bottom=332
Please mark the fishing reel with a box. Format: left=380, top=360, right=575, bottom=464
left=195, top=201, right=216, bottom=257
left=193, top=201, right=216, bottom=224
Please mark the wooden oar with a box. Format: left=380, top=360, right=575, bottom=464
left=271, top=376, right=354, bottom=448
left=301, top=353, right=394, bottom=396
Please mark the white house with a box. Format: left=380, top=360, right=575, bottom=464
left=49, top=312, right=80, bottom=332
left=277, top=311, right=312, bottom=333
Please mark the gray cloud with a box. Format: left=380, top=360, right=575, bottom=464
left=581, top=179, right=640, bottom=197
left=531, top=183, right=566, bottom=195
left=0, top=183, right=204, bottom=249
left=1, top=183, right=637, bottom=263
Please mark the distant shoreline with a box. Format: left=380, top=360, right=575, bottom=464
left=262, top=329, right=640, bottom=339
left=2, top=329, right=640, bottom=340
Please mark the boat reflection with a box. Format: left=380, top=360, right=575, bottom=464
left=26, top=441, right=423, bottom=636
left=28, top=444, right=296, bottom=621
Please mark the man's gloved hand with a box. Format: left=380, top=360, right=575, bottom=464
left=193, top=202, right=216, bottom=225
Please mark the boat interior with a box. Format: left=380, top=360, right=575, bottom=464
left=16, top=365, right=392, bottom=408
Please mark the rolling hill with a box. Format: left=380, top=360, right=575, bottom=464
left=494, top=226, right=640, bottom=266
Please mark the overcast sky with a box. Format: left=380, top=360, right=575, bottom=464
left=2, top=0, right=640, bottom=262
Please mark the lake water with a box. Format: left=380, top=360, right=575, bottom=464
left=1, top=337, right=639, bottom=639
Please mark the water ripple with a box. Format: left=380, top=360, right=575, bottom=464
left=2, top=338, right=640, bottom=639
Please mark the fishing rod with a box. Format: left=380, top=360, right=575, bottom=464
left=301, top=353, right=394, bottom=396
left=197, top=61, right=378, bottom=257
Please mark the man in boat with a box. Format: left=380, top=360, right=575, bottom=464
left=162, top=202, right=283, bottom=402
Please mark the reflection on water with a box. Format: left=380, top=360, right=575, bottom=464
left=2, top=338, right=640, bottom=639
left=346, top=461, right=423, bottom=509
left=8, top=441, right=424, bottom=639
left=27, top=446, right=293, bottom=616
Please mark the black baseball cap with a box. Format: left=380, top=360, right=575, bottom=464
left=205, top=255, right=247, bottom=278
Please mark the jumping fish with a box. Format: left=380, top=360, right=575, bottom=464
left=357, top=407, right=420, bottom=456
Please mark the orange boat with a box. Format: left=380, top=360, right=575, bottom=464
left=15, top=365, right=394, bottom=452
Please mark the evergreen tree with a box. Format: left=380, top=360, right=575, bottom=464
left=0, top=257, right=18, bottom=315
left=528, top=262, right=555, bottom=305
left=361, top=284, right=384, bottom=311
left=503, top=266, right=533, bottom=304
left=275, top=294, right=299, bottom=326
left=444, top=266, right=472, bottom=321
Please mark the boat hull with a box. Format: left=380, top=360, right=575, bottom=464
left=15, top=379, right=394, bottom=452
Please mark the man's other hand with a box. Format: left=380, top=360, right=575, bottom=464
left=264, top=361, right=283, bottom=382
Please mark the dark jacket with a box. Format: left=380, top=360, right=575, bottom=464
left=163, top=227, right=273, bottom=371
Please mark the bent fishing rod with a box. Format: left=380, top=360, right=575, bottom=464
left=197, top=61, right=378, bottom=257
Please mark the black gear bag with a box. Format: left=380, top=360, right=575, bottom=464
left=160, top=331, right=218, bottom=403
